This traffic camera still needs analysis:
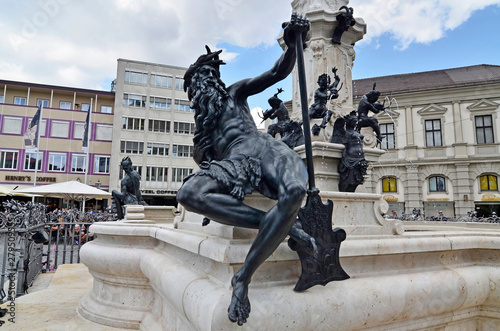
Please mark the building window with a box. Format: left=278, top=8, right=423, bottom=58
left=48, top=153, right=66, bottom=172
left=425, top=119, right=442, bottom=147
left=123, top=93, right=146, bottom=108
left=0, top=150, right=18, bottom=169
left=2, top=117, right=22, bottom=134
left=174, top=99, right=192, bottom=112
left=175, top=77, right=184, bottom=90
left=480, top=175, right=498, bottom=191
left=146, top=166, right=168, bottom=182
left=148, top=119, right=170, bottom=133
left=150, top=74, right=172, bottom=88
left=122, top=117, right=145, bottom=131
left=50, top=120, right=70, bottom=138
left=173, top=121, right=195, bottom=135
left=59, top=101, right=71, bottom=109
left=71, top=154, right=87, bottom=173
left=94, top=155, right=110, bottom=174
left=81, top=103, right=90, bottom=112
left=380, top=123, right=395, bottom=149
left=40, top=119, right=47, bottom=136
left=74, top=122, right=84, bottom=139
left=429, top=176, right=446, bottom=192
left=24, top=152, right=42, bottom=171
left=29, top=118, right=47, bottom=136
left=101, top=105, right=113, bottom=113
left=14, top=97, right=27, bottom=105
left=172, top=144, right=193, bottom=157
left=475, top=115, right=494, bottom=144
left=382, top=177, right=397, bottom=192
left=120, top=165, right=142, bottom=180
left=150, top=96, right=170, bottom=110
left=95, top=124, right=113, bottom=141
left=120, top=140, right=144, bottom=154
left=37, top=99, right=49, bottom=108
left=0, top=95, right=4, bottom=103
left=125, top=70, right=148, bottom=85
left=172, top=167, right=193, bottom=182
left=147, top=142, right=169, bottom=156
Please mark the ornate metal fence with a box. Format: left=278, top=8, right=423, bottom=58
left=388, top=209, right=500, bottom=223
left=0, top=200, right=116, bottom=301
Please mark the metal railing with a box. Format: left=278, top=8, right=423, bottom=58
left=387, top=209, right=500, bottom=223
left=0, top=200, right=116, bottom=302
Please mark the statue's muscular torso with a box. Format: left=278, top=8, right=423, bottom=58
left=210, top=88, right=262, bottom=160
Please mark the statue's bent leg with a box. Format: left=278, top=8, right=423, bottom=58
left=177, top=176, right=265, bottom=229
left=228, top=179, right=306, bottom=325
left=319, top=110, right=333, bottom=128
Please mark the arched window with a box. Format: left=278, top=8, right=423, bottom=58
left=480, top=175, right=498, bottom=191
left=429, top=176, right=446, bottom=192
left=382, top=177, right=397, bottom=192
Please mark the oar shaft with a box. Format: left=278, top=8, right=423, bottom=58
left=295, top=32, right=315, bottom=189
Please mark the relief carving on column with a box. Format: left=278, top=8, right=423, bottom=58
left=310, top=39, right=325, bottom=59
left=333, top=46, right=352, bottom=109
left=292, top=0, right=349, bottom=14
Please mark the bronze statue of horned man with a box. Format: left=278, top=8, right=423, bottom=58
left=177, top=14, right=315, bottom=326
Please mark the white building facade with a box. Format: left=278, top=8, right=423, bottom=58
left=355, top=65, right=500, bottom=218
left=110, top=59, right=196, bottom=206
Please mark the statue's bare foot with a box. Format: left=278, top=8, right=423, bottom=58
left=228, top=275, right=251, bottom=326
left=289, top=223, right=318, bottom=257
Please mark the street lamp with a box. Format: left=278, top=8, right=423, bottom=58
left=95, top=179, right=101, bottom=189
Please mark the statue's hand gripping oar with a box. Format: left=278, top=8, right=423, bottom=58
left=289, top=12, right=350, bottom=292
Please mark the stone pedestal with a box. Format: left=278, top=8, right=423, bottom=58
left=124, top=205, right=178, bottom=223
left=79, top=216, right=500, bottom=330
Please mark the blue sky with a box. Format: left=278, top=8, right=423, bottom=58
left=221, top=4, right=500, bottom=111
left=1, top=0, right=499, bottom=114
left=353, top=5, right=500, bottom=79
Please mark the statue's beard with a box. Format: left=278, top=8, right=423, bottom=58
left=191, top=78, right=228, bottom=164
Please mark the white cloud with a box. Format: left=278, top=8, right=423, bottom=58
left=350, top=0, right=500, bottom=49
left=220, top=51, right=239, bottom=63
left=1, top=0, right=496, bottom=90
left=0, top=0, right=291, bottom=90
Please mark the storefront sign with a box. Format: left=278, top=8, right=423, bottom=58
left=37, top=177, right=56, bottom=182
left=481, top=193, right=500, bottom=201
left=141, top=189, right=177, bottom=195
left=5, top=175, right=56, bottom=183
left=383, top=195, right=398, bottom=202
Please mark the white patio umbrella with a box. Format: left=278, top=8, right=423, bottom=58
left=15, top=180, right=111, bottom=202
left=0, top=184, right=36, bottom=197
left=0, top=184, right=14, bottom=196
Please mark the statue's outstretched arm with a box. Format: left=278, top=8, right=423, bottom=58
left=232, top=14, right=310, bottom=97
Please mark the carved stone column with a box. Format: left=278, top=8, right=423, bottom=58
left=287, top=0, right=366, bottom=119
